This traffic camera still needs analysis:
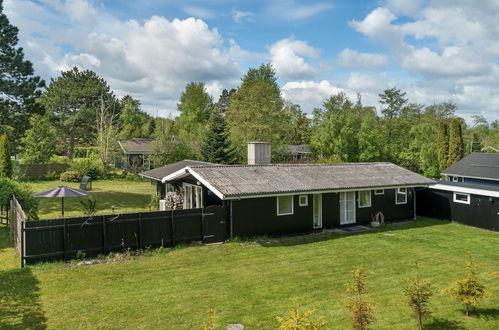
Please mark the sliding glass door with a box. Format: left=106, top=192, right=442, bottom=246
left=340, top=192, right=356, bottom=225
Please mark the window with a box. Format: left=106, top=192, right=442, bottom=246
left=277, top=195, right=294, bottom=216
left=453, top=192, right=470, bottom=204
left=396, top=188, right=407, bottom=204
left=452, top=176, right=458, bottom=182
left=299, top=195, right=308, bottom=206
left=358, top=191, right=371, bottom=208
left=183, top=183, right=203, bottom=209
left=374, top=189, right=384, bottom=195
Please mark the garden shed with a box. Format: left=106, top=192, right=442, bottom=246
left=116, top=138, right=155, bottom=173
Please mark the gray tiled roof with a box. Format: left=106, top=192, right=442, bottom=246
left=139, top=160, right=218, bottom=181
left=118, top=138, right=155, bottom=154
left=190, top=162, right=434, bottom=198
left=442, top=153, right=499, bottom=180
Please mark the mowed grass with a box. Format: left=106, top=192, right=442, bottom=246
left=28, top=179, right=155, bottom=219
left=1, top=219, right=499, bottom=329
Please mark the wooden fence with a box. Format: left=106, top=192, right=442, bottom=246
left=17, top=205, right=227, bottom=266
left=9, top=196, right=25, bottom=261
left=16, top=163, right=69, bottom=179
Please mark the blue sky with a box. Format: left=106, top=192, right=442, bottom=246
left=5, top=0, right=499, bottom=121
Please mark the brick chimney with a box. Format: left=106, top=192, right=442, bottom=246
left=247, top=142, right=271, bottom=165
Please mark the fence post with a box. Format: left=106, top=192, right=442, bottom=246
left=102, top=216, right=107, bottom=255
left=20, top=221, right=25, bottom=268
left=63, top=218, right=67, bottom=262
left=171, top=210, right=175, bottom=246
left=137, top=212, right=142, bottom=250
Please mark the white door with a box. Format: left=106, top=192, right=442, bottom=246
left=313, top=194, right=322, bottom=228
left=340, top=192, right=356, bottom=225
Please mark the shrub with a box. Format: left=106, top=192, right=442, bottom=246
left=150, top=193, right=160, bottom=211
left=69, top=157, right=103, bottom=179
left=60, top=171, right=82, bottom=182
left=346, top=267, right=376, bottom=330
left=0, top=133, right=13, bottom=178
left=125, top=173, right=142, bottom=181
left=276, top=298, right=326, bottom=329
left=80, top=197, right=97, bottom=215
left=201, top=308, right=218, bottom=330
left=403, top=262, right=434, bottom=330
left=0, top=178, right=39, bottom=219
left=444, top=253, right=487, bottom=316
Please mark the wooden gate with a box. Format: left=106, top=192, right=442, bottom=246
left=202, top=205, right=227, bottom=244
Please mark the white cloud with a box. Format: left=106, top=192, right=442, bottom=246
left=337, top=48, right=389, bottom=70
left=40, top=0, right=98, bottom=25
left=282, top=80, right=344, bottom=111
left=270, top=38, right=320, bottom=80
left=346, top=73, right=388, bottom=92
left=266, top=0, right=333, bottom=20
left=7, top=0, right=243, bottom=115
left=183, top=6, right=217, bottom=20
left=231, top=10, right=254, bottom=23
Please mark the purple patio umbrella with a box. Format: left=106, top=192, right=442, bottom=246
left=32, top=186, right=90, bottom=217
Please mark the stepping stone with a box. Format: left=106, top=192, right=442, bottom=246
left=226, top=324, right=245, bottom=330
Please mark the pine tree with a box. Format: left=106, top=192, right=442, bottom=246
left=436, top=121, right=450, bottom=171
left=0, top=133, right=13, bottom=178
left=448, top=118, right=464, bottom=166
left=0, top=0, right=45, bottom=152
left=346, top=267, right=376, bottom=330
left=403, top=262, right=434, bottom=330
left=276, top=298, right=326, bottom=330
left=20, top=114, right=57, bottom=163
left=201, top=109, right=236, bottom=164
left=445, top=253, right=486, bottom=316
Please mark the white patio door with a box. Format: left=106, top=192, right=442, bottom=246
left=313, top=194, right=322, bottom=228
left=340, top=192, right=356, bottom=225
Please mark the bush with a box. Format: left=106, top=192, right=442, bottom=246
left=125, top=173, right=142, bottom=181
left=60, top=171, right=82, bottom=182
left=0, top=178, right=39, bottom=219
left=69, top=157, right=103, bottom=179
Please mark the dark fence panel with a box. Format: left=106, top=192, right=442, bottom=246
left=21, top=207, right=225, bottom=265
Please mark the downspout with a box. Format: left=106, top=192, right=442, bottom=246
left=230, top=200, right=233, bottom=238
left=413, top=187, right=416, bottom=220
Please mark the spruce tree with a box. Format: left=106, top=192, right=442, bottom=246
left=0, top=133, right=13, bottom=178
left=201, top=109, right=236, bottom=164
left=20, top=115, right=57, bottom=163
left=346, top=267, right=376, bottom=330
left=0, top=0, right=45, bottom=152
left=445, top=253, right=486, bottom=316
left=436, top=121, right=450, bottom=171
left=403, top=262, right=434, bottom=330
left=448, top=118, right=464, bottom=166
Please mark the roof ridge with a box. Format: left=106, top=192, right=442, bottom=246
left=190, top=162, right=395, bottom=169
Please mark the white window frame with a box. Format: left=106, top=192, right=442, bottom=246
left=395, top=188, right=407, bottom=205
left=358, top=190, right=372, bottom=208
left=277, top=195, right=294, bottom=216
left=299, top=195, right=308, bottom=207
left=374, top=189, right=384, bottom=195
left=452, top=176, right=459, bottom=182
left=183, top=183, right=203, bottom=209
left=453, top=192, right=470, bottom=204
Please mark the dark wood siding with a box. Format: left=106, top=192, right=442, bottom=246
left=231, top=188, right=415, bottom=236
left=417, top=188, right=499, bottom=231
left=231, top=195, right=313, bottom=236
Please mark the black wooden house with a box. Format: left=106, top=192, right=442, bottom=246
left=416, top=152, right=499, bottom=231
left=141, top=143, right=433, bottom=237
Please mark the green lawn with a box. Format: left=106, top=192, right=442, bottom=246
left=28, top=179, right=155, bottom=219
left=1, top=219, right=498, bottom=329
